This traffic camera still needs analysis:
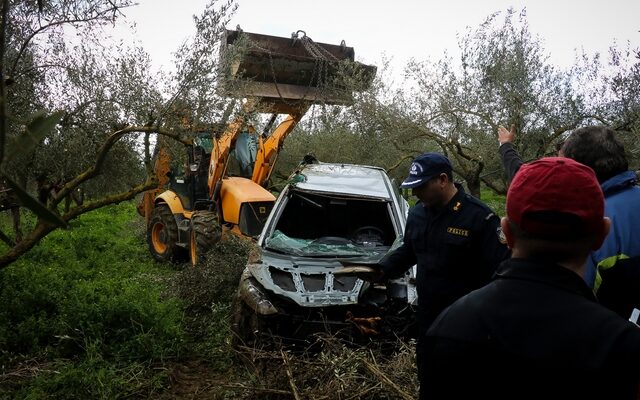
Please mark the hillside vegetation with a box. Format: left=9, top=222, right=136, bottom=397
left=0, top=202, right=420, bottom=399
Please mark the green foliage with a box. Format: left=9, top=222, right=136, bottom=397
left=187, top=302, right=235, bottom=371
left=7, top=110, right=65, bottom=165
left=0, top=203, right=185, bottom=397
left=1, top=110, right=67, bottom=228
left=12, top=353, right=168, bottom=400
left=480, top=188, right=506, bottom=218
left=172, top=235, right=251, bottom=307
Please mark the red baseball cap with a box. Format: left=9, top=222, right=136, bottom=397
left=506, top=157, right=605, bottom=237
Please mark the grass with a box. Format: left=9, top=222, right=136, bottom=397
left=0, top=201, right=424, bottom=399
left=480, top=188, right=506, bottom=218
left=0, top=203, right=185, bottom=399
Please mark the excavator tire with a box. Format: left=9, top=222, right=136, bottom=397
left=189, top=210, right=222, bottom=266
left=147, top=204, right=183, bottom=262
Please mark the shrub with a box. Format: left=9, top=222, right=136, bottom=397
left=0, top=203, right=185, bottom=397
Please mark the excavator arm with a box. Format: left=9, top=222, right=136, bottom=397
left=207, top=116, right=245, bottom=200
left=251, top=105, right=309, bottom=187
left=137, top=140, right=172, bottom=223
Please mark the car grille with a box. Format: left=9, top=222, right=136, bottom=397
left=270, top=267, right=296, bottom=292
left=332, top=275, right=359, bottom=292
left=269, top=267, right=359, bottom=293
left=301, top=273, right=325, bottom=291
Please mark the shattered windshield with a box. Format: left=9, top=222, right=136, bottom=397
left=265, top=230, right=389, bottom=258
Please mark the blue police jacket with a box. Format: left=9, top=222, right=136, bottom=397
left=379, top=183, right=510, bottom=333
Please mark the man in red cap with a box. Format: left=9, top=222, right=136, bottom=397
left=421, top=157, right=640, bottom=399
left=498, top=125, right=640, bottom=317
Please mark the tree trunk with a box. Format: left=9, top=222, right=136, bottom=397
left=0, top=219, right=56, bottom=268
left=465, top=174, right=481, bottom=199
left=461, top=165, right=483, bottom=199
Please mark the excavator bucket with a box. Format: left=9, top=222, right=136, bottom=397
left=220, top=28, right=376, bottom=108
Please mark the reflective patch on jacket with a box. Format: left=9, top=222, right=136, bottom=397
left=447, top=227, right=469, bottom=237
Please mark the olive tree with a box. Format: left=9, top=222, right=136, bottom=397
left=280, top=9, right=639, bottom=199
left=298, top=9, right=589, bottom=197
left=396, top=9, right=590, bottom=196
left=0, top=0, right=237, bottom=268
left=573, top=44, right=640, bottom=167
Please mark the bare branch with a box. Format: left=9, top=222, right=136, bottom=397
left=61, top=179, right=157, bottom=222
left=0, top=178, right=156, bottom=269
left=385, top=153, right=414, bottom=174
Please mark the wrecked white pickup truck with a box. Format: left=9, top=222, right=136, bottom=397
left=231, top=161, right=418, bottom=346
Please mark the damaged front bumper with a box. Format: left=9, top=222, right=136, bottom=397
left=237, top=268, right=279, bottom=316
left=235, top=262, right=417, bottom=341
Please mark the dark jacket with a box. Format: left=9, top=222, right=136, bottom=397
left=498, top=142, right=524, bottom=182
left=423, top=258, right=640, bottom=400
left=599, top=255, right=640, bottom=319
left=380, top=184, right=509, bottom=334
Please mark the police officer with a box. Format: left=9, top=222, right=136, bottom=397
left=357, top=152, right=510, bottom=400
left=382, top=152, right=509, bottom=331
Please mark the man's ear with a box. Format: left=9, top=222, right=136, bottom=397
left=439, top=173, right=450, bottom=186
left=592, top=217, right=611, bottom=251
left=501, top=217, right=515, bottom=249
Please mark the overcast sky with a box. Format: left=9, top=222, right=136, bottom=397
left=119, top=0, right=639, bottom=74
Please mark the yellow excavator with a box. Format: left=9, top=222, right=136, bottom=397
left=138, top=28, right=376, bottom=265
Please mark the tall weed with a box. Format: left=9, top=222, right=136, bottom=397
left=0, top=203, right=185, bottom=397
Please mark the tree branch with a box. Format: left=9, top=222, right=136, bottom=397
left=53, top=125, right=189, bottom=204
left=385, top=153, right=414, bottom=174
left=61, top=179, right=157, bottom=221
left=9, top=5, right=126, bottom=77
left=0, top=179, right=157, bottom=270
left=480, top=175, right=505, bottom=194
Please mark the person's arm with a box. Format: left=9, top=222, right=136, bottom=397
left=379, top=240, right=417, bottom=279
left=498, top=125, right=524, bottom=182
left=378, top=211, right=418, bottom=279
left=342, top=210, right=420, bottom=282
left=341, top=209, right=419, bottom=282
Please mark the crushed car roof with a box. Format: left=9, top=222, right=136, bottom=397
left=290, top=163, right=394, bottom=199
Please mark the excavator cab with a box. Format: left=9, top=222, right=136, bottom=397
left=164, top=133, right=213, bottom=212
left=226, top=129, right=258, bottom=178
left=143, top=28, right=377, bottom=265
